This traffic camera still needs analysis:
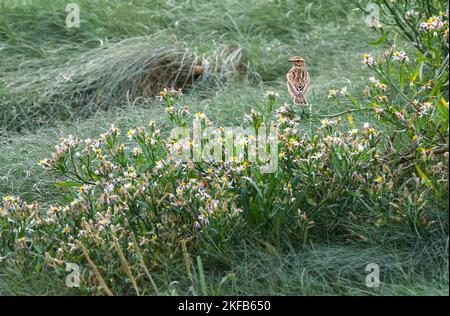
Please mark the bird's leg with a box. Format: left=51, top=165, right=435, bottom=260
left=292, top=98, right=300, bottom=117
left=303, top=99, right=310, bottom=118
left=292, top=98, right=307, bottom=119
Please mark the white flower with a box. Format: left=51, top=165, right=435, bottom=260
left=0, top=206, right=7, bottom=217
left=395, top=112, right=405, bottom=121
left=419, top=102, right=434, bottom=117
left=327, top=89, right=338, bottom=98
left=127, top=129, right=136, bottom=140
left=373, top=107, right=384, bottom=115
left=265, top=91, right=279, bottom=98
left=363, top=54, right=374, bottom=66
left=376, top=82, right=387, bottom=91
left=195, top=112, right=206, bottom=119
left=392, top=50, right=409, bottom=62
left=109, top=124, right=120, bottom=135
left=339, top=87, right=348, bottom=96
left=405, top=10, right=417, bottom=20
left=311, top=152, right=324, bottom=160
left=420, top=16, right=445, bottom=31
left=355, top=143, right=365, bottom=153
left=321, top=118, right=336, bottom=128
left=349, top=129, right=359, bottom=136
left=124, top=182, right=132, bottom=189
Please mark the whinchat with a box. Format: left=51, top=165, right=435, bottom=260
left=286, top=56, right=310, bottom=107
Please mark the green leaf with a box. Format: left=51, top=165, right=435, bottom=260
left=415, top=164, right=437, bottom=195
left=436, top=99, right=449, bottom=124
left=243, top=176, right=263, bottom=198
left=368, top=33, right=387, bottom=45
left=417, top=51, right=427, bottom=62
left=196, top=256, right=208, bottom=296
left=400, top=63, right=405, bottom=89
left=411, top=62, right=422, bottom=82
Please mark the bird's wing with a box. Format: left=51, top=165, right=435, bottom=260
left=287, top=80, right=300, bottom=97
left=287, top=70, right=301, bottom=97
left=303, top=71, right=310, bottom=92
left=296, top=70, right=310, bottom=94
left=288, top=69, right=311, bottom=95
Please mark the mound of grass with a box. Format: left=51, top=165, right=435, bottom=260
left=4, top=35, right=246, bottom=119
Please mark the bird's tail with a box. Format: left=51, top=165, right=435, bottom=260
left=294, top=96, right=306, bottom=105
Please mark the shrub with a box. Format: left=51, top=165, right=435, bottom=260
left=2, top=86, right=444, bottom=294
left=338, top=1, right=448, bottom=200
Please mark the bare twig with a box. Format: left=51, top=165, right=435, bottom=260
left=125, top=220, right=160, bottom=295
left=397, top=145, right=449, bottom=165
left=77, top=241, right=114, bottom=296
left=112, top=236, right=140, bottom=296
left=312, top=108, right=368, bottom=119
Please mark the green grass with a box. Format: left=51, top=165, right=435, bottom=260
left=0, top=0, right=376, bottom=132
left=0, top=0, right=447, bottom=295
left=1, top=237, right=447, bottom=295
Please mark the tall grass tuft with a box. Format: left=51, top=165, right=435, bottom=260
left=2, top=35, right=248, bottom=128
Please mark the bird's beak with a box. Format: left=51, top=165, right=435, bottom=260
left=288, top=59, right=293, bottom=62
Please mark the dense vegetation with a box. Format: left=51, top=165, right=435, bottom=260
left=0, top=0, right=448, bottom=295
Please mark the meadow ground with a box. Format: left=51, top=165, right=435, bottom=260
left=0, top=0, right=448, bottom=295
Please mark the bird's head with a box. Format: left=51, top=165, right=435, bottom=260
left=288, top=56, right=305, bottom=67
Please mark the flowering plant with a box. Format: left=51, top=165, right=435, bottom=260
left=331, top=2, right=448, bottom=199
left=3, top=82, right=444, bottom=294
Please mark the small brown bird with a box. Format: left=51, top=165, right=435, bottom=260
left=286, top=56, right=310, bottom=107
